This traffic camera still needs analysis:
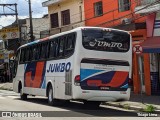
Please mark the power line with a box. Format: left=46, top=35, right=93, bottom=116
left=1, top=0, right=159, bottom=47
left=0, top=4, right=18, bottom=20
left=0, top=0, right=115, bottom=30
left=25, top=1, right=160, bottom=40
left=33, top=0, right=118, bottom=29
left=23, top=1, right=136, bottom=37
left=19, top=0, right=160, bottom=38
left=33, top=0, right=138, bottom=30
left=96, top=0, right=160, bottom=27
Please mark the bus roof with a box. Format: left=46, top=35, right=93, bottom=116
left=18, top=26, right=129, bottom=50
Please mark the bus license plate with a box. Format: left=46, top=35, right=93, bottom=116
left=100, top=86, right=110, bottom=90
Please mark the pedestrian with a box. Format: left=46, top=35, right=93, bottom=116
left=7, top=69, right=10, bottom=82
left=4, top=70, right=8, bottom=82
left=0, top=71, right=4, bottom=83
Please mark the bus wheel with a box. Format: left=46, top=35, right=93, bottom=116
left=20, top=88, right=27, bottom=100
left=83, top=101, right=101, bottom=108
left=48, top=85, right=56, bottom=106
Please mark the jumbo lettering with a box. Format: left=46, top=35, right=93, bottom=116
left=47, top=62, right=71, bottom=73
left=89, top=39, right=123, bottom=49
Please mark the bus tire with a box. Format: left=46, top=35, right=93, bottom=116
left=83, top=101, right=101, bottom=108
left=48, top=85, right=56, bottom=106
left=20, top=88, right=27, bottom=100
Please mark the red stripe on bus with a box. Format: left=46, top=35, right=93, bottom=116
left=87, top=80, right=102, bottom=86
left=25, top=62, right=45, bottom=88
left=25, top=72, right=32, bottom=87
left=86, top=71, right=128, bottom=87
left=107, top=71, right=128, bottom=87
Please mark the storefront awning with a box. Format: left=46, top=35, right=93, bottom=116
left=142, top=37, right=160, bottom=53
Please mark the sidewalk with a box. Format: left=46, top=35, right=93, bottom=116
left=0, top=82, right=160, bottom=112
left=105, top=92, right=160, bottom=112
left=0, top=82, right=13, bottom=91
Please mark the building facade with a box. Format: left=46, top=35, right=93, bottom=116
left=134, top=0, right=160, bottom=95
left=20, top=16, right=49, bottom=43
left=84, top=0, right=146, bottom=30
left=42, top=0, right=85, bottom=35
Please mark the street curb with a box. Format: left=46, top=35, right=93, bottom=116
left=103, top=102, right=160, bottom=113
left=0, top=87, right=13, bottom=91
left=104, top=102, right=144, bottom=111
left=0, top=83, right=13, bottom=91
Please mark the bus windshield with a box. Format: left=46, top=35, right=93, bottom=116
left=82, top=28, right=130, bottom=52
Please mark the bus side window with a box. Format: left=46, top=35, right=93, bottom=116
left=28, top=47, right=33, bottom=62
left=59, top=36, right=65, bottom=57
left=49, top=40, right=58, bottom=58
left=32, top=46, right=36, bottom=61
left=32, top=45, right=40, bottom=61
left=15, top=50, right=20, bottom=64
left=23, top=47, right=32, bottom=62
left=24, top=48, right=27, bottom=62
left=36, top=45, right=41, bottom=60
left=20, top=49, right=25, bottom=63
left=65, top=33, right=75, bottom=56
left=40, top=42, right=49, bottom=60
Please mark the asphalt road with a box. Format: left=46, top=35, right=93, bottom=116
left=0, top=90, right=159, bottom=120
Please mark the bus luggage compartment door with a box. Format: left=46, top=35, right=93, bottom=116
left=80, top=59, right=130, bottom=91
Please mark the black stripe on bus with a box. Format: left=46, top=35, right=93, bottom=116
left=81, top=58, right=129, bottom=66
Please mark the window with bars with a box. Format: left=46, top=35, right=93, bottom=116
left=94, top=1, right=103, bottom=17
left=118, top=0, right=130, bottom=12
left=61, top=9, right=70, bottom=26
left=50, top=13, right=59, bottom=28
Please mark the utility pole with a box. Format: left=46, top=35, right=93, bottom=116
left=0, top=4, right=19, bottom=82
left=28, top=0, right=34, bottom=41
left=0, top=4, right=18, bottom=22
left=15, top=4, right=18, bottom=24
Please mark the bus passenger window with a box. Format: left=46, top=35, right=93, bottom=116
left=65, top=34, right=75, bottom=55
left=20, top=49, right=25, bottom=63
left=40, top=43, right=48, bottom=59
left=24, top=48, right=30, bottom=62
left=59, top=37, right=65, bottom=57
left=32, top=46, right=36, bottom=60
left=49, top=40, right=58, bottom=58
left=29, top=48, right=33, bottom=61
left=32, top=45, right=40, bottom=61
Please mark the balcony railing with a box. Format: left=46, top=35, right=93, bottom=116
left=47, top=21, right=84, bottom=36
left=135, top=0, right=160, bottom=14
left=137, top=0, right=159, bottom=6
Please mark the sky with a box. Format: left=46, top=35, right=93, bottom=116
left=0, top=0, right=48, bottom=28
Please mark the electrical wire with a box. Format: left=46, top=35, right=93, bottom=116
left=2, top=0, right=160, bottom=48
left=96, top=0, right=160, bottom=27
left=32, top=0, right=139, bottom=29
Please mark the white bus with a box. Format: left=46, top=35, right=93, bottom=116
left=13, top=27, right=132, bottom=107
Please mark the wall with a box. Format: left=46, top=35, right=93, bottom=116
left=26, top=17, right=49, bottom=40
left=146, top=13, right=156, bottom=37
left=84, top=0, right=145, bottom=27
left=48, top=0, right=85, bottom=29
left=131, top=29, right=152, bottom=95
